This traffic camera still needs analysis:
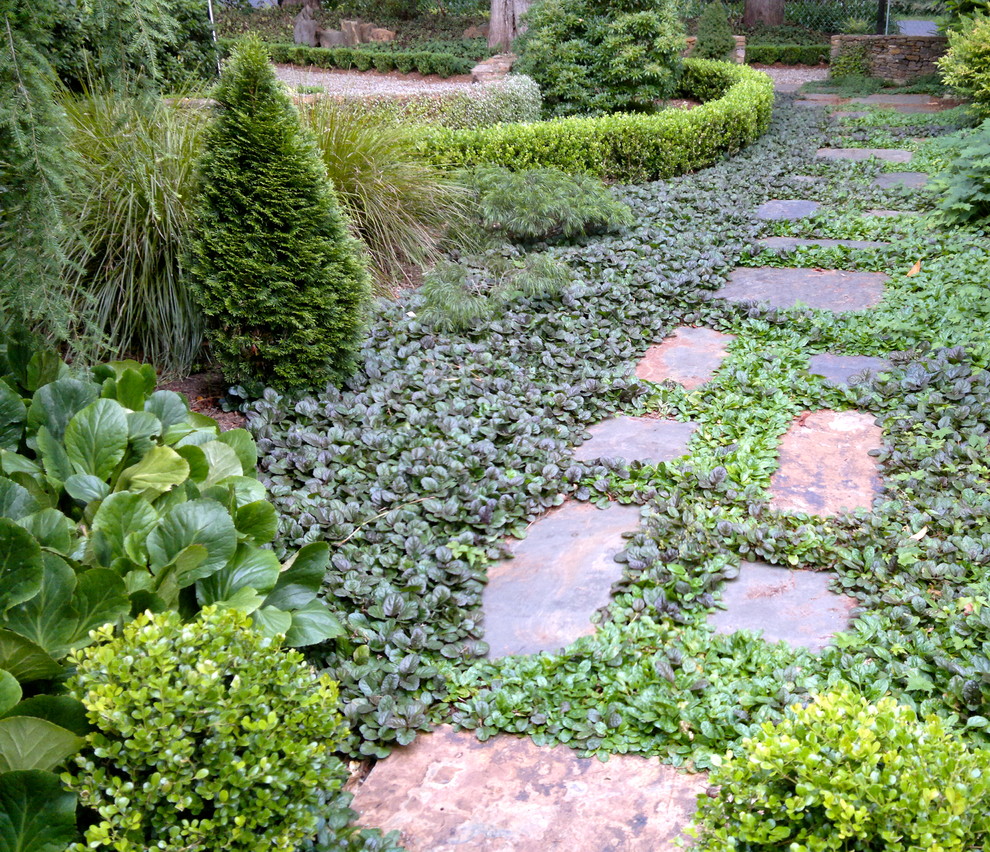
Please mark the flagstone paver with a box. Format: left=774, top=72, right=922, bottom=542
left=808, top=353, right=891, bottom=385
left=867, top=209, right=920, bottom=217
left=755, top=199, right=821, bottom=221
left=770, top=409, right=882, bottom=515
left=832, top=110, right=870, bottom=119
left=635, top=327, right=734, bottom=389
left=847, top=94, right=944, bottom=106
left=721, top=267, right=887, bottom=312
left=352, top=727, right=708, bottom=852
left=574, top=416, right=698, bottom=463
left=710, top=561, right=856, bottom=651
left=759, top=237, right=889, bottom=251
left=483, top=501, right=640, bottom=657
left=816, top=147, right=914, bottom=163
left=874, top=171, right=930, bottom=190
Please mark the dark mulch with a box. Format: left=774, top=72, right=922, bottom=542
left=159, top=372, right=247, bottom=432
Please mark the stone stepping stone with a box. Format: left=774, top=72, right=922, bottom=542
left=797, top=93, right=847, bottom=104
left=867, top=209, right=920, bottom=217
left=816, top=147, right=913, bottom=163
left=351, top=726, right=708, bottom=852
left=755, top=199, right=821, bottom=221
left=832, top=110, right=870, bottom=119
left=808, top=353, right=891, bottom=386
left=848, top=93, right=940, bottom=106
left=482, top=501, right=640, bottom=657
left=573, top=416, right=698, bottom=463
left=709, top=561, right=855, bottom=652
left=721, top=267, right=887, bottom=312
left=635, top=327, right=734, bottom=389
left=874, top=171, right=929, bottom=190
left=770, top=409, right=882, bottom=515
left=758, top=237, right=889, bottom=251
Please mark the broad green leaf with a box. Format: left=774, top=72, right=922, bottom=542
left=61, top=569, right=128, bottom=653
left=146, top=500, right=236, bottom=586
left=158, top=544, right=208, bottom=597
left=90, top=493, right=158, bottom=567
left=0, top=384, right=25, bottom=451
left=214, top=586, right=264, bottom=614
left=0, top=555, right=73, bottom=655
left=1, top=696, right=89, bottom=736
left=176, top=444, right=209, bottom=483
left=24, top=351, right=64, bottom=394
left=201, top=476, right=266, bottom=509
left=64, top=399, right=128, bottom=480
left=0, top=520, right=43, bottom=613
left=201, top=442, right=242, bottom=488
left=251, top=606, right=292, bottom=638
left=26, top=378, right=97, bottom=441
left=0, top=632, right=61, bottom=683
left=284, top=600, right=345, bottom=647
left=196, top=543, right=280, bottom=606
left=0, top=717, right=83, bottom=772
left=0, top=769, right=78, bottom=852
left=125, top=411, right=162, bottom=459
left=0, top=479, right=38, bottom=522
left=0, top=451, right=40, bottom=477
left=234, top=500, right=277, bottom=544
left=33, top=428, right=71, bottom=483
left=63, top=475, right=110, bottom=505
left=265, top=542, right=330, bottom=610
left=114, top=368, right=152, bottom=410
left=217, top=429, right=257, bottom=476
left=0, top=671, right=20, bottom=716
left=16, top=512, right=71, bottom=555
left=146, top=390, right=189, bottom=432
left=114, top=445, right=189, bottom=500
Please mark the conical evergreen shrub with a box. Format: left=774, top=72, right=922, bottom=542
left=695, top=2, right=736, bottom=61
left=190, top=36, right=370, bottom=392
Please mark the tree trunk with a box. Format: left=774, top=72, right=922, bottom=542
left=488, top=0, right=530, bottom=51
left=742, top=0, right=783, bottom=28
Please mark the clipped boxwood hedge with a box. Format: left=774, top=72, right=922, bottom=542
left=746, top=43, right=829, bottom=65
left=266, top=42, right=473, bottom=78
left=413, top=60, right=775, bottom=182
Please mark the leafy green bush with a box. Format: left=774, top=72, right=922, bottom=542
left=691, top=685, right=990, bottom=850
left=415, top=60, right=775, bottom=182
left=516, top=0, right=686, bottom=117
left=939, top=12, right=990, bottom=116
left=264, top=42, right=474, bottom=78
left=831, top=41, right=871, bottom=78
left=933, top=119, right=990, bottom=224
left=61, top=87, right=207, bottom=377
left=66, top=607, right=348, bottom=852
left=696, top=1, right=736, bottom=60
left=300, top=99, right=468, bottom=292
left=465, top=166, right=634, bottom=241
left=745, top=43, right=829, bottom=64
left=190, top=37, right=370, bottom=392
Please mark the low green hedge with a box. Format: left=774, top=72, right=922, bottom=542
left=266, top=42, right=474, bottom=78
left=414, top=60, right=775, bottom=183
left=746, top=43, right=829, bottom=65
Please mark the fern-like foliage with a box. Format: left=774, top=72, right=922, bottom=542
left=934, top=119, right=990, bottom=225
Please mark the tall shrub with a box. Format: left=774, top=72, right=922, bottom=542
left=939, top=12, right=990, bottom=116
left=695, top=1, right=736, bottom=61
left=516, top=0, right=686, bottom=117
left=190, top=37, right=370, bottom=392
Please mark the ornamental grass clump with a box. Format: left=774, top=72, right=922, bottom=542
left=190, top=36, right=370, bottom=392
left=691, top=684, right=990, bottom=851
left=65, top=607, right=349, bottom=852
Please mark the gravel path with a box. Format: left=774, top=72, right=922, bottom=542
left=750, top=64, right=830, bottom=92
left=274, top=63, right=476, bottom=97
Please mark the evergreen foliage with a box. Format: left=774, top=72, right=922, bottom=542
left=190, top=37, right=370, bottom=392
left=516, top=0, right=686, bottom=117
left=695, top=1, right=736, bottom=61
left=939, top=12, right=990, bottom=116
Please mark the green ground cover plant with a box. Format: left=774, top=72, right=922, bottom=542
left=241, top=97, right=990, bottom=779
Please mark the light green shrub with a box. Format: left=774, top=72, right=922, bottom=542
left=691, top=684, right=990, bottom=851
left=416, top=60, right=774, bottom=182
left=939, top=13, right=990, bottom=116
left=65, top=607, right=349, bottom=852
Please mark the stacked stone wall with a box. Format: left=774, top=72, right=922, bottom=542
left=830, top=35, right=947, bottom=83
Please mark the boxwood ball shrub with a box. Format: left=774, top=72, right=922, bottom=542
left=190, top=36, right=370, bottom=392
left=65, top=607, right=349, bottom=852
left=516, top=0, right=686, bottom=117
left=691, top=685, right=990, bottom=851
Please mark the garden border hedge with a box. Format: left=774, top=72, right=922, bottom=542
left=413, top=60, right=775, bottom=182
left=266, top=42, right=473, bottom=78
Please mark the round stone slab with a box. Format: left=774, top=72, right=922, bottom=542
left=816, top=147, right=913, bottom=163
left=709, top=560, right=856, bottom=651
left=351, top=727, right=709, bottom=852
left=573, top=416, right=698, bottom=463
left=635, top=326, right=735, bottom=389
left=721, top=267, right=887, bottom=312
left=808, top=353, right=891, bottom=386
left=758, top=237, right=889, bottom=251
left=482, top=501, right=641, bottom=657
left=755, top=199, right=821, bottom=221
left=770, top=409, right=882, bottom=515
left=874, top=172, right=930, bottom=190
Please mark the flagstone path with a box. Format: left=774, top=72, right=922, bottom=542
left=721, top=267, right=887, bottom=312
left=816, top=147, right=913, bottom=163
left=809, top=353, right=891, bottom=386
left=573, top=416, right=698, bottom=463
left=635, top=327, right=734, bottom=388
left=874, top=172, right=930, bottom=190
left=759, top=237, right=889, bottom=251
left=755, top=199, right=820, bottom=220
